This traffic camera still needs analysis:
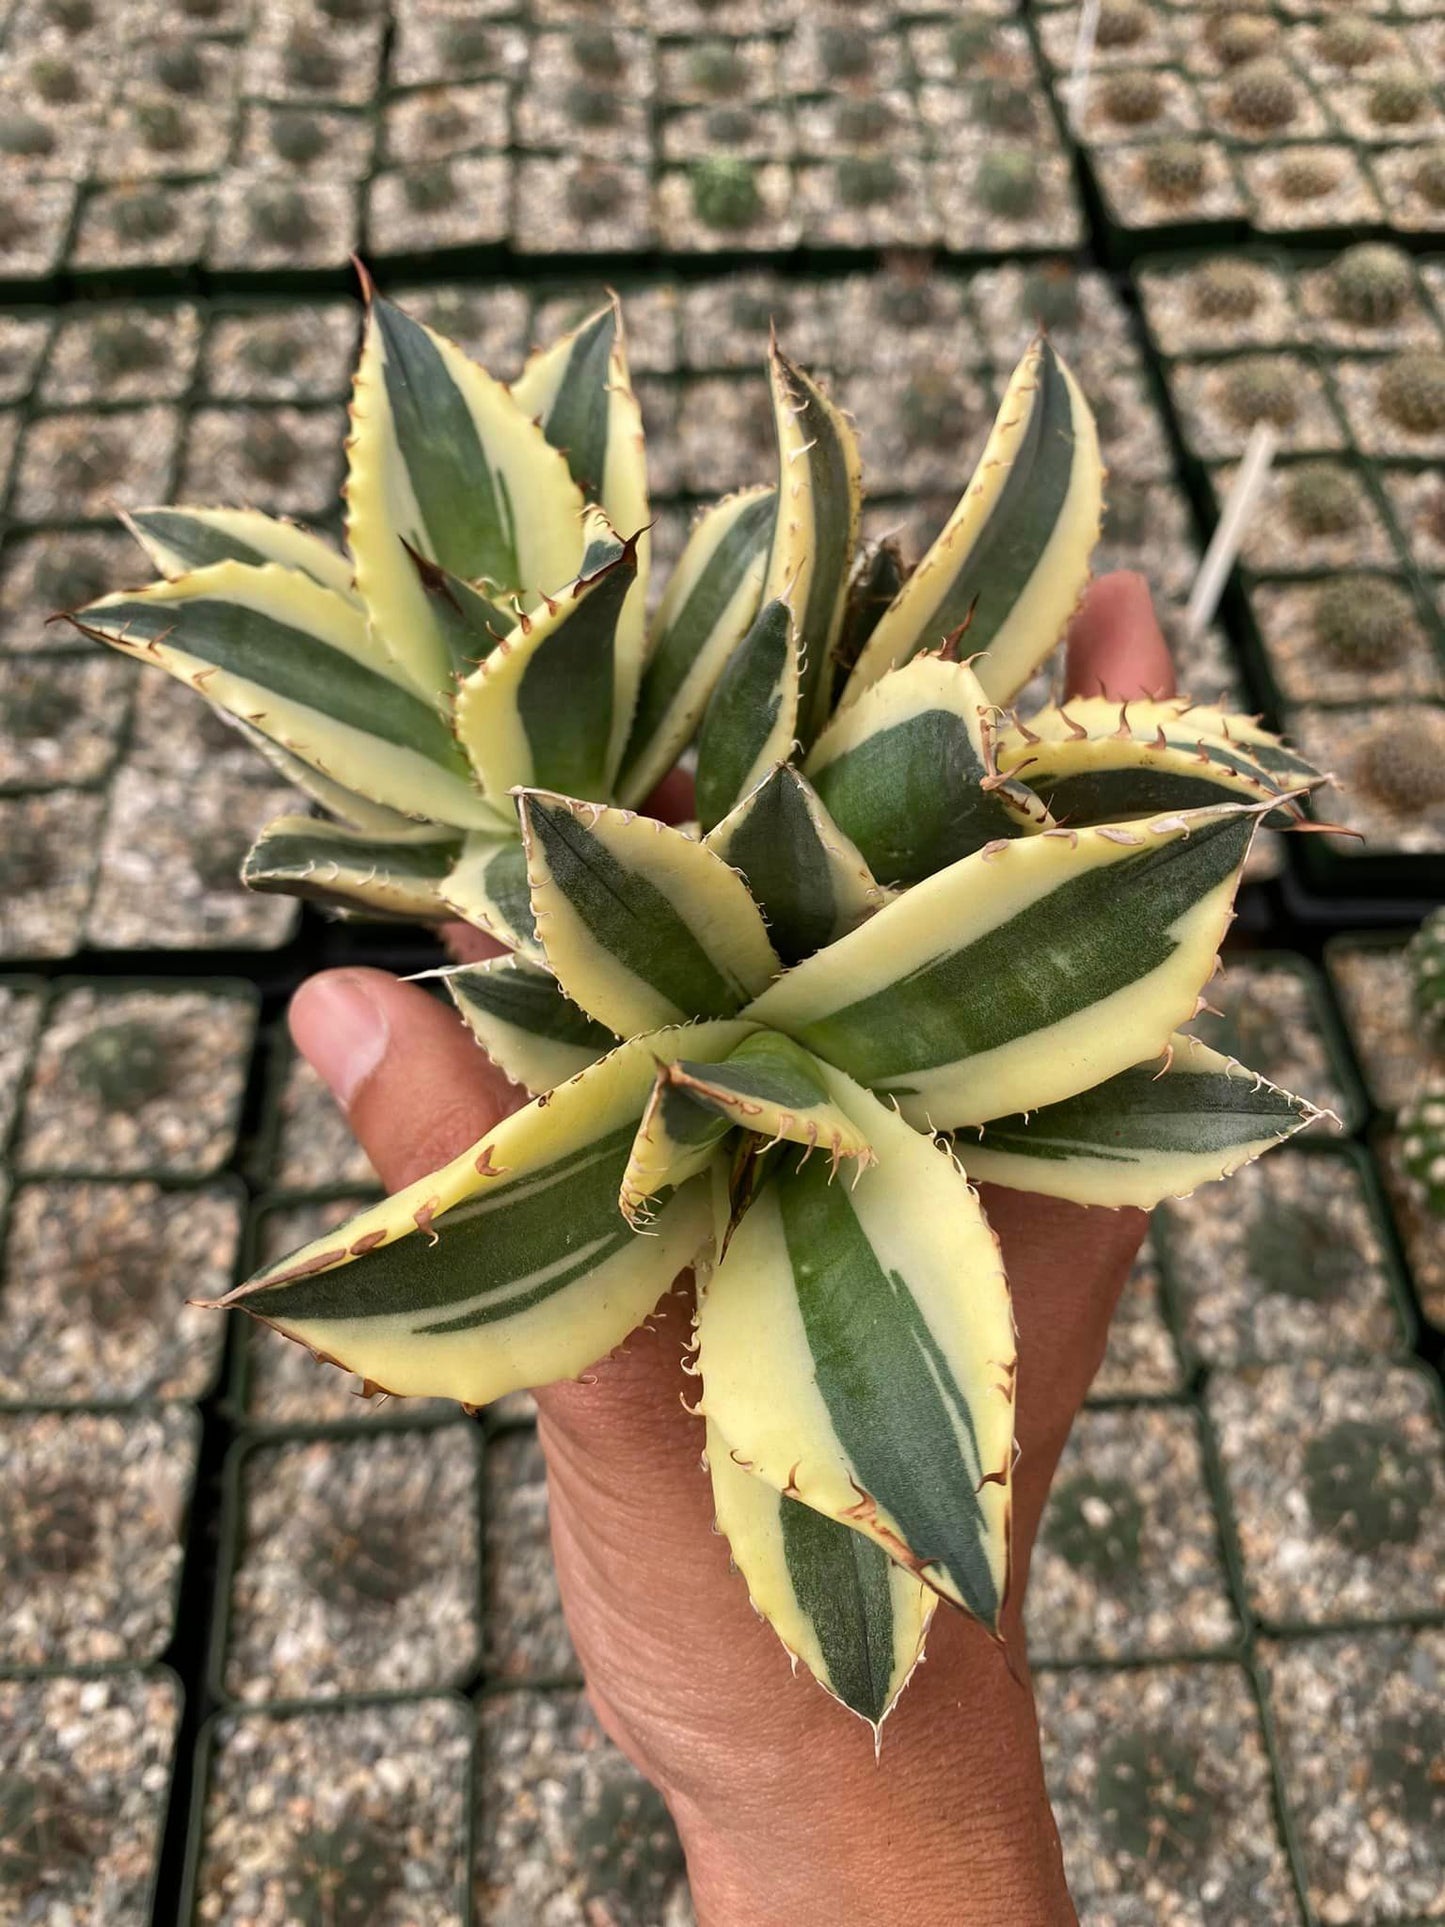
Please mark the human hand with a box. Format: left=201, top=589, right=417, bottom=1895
left=289, top=572, right=1176, bottom=1927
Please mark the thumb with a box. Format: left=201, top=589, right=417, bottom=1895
left=288, top=967, right=522, bottom=1192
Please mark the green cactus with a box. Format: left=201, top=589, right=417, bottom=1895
left=1096, top=1, right=1149, bottom=51
left=728, top=286, right=782, bottom=335
left=1225, top=59, right=1301, bottom=131
left=836, top=156, right=900, bottom=210
left=947, top=14, right=995, bottom=69
left=977, top=151, right=1040, bottom=219
left=575, top=1773, right=689, bottom=1912
left=1400, top=1084, right=1445, bottom=1215
left=1304, top=1419, right=1433, bottom=1552
left=1316, top=17, right=1381, bottom=70
left=1330, top=244, right=1414, bottom=328
left=90, top=314, right=159, bottom=383
left=1379, top=352, right=1445, bottom=436
left=1358, top=714, right=1445, bottom=813
left=1191, top=259, right=1262, bottom=321
left=1222, top=356, right=1299, bottom=430
left=1277, top=150, right=1341, bottom=203
left=1313, top=574, right=1413, bottom=670
left=0, top=1468, right=97, bottom=1580
left=440, top=19, right=491, bottom=67
left=1406, top=908, right=1445, bottom=1049
left=0, top=669, right=79, bottom=740
left=65, top=1018, right=172, bottom=1110
left=979, top=83, right=1038, bottom=136
left=1095, top=1731, right=1213, bottom=1870
left=284, top=1820, right=403, bottom=1927
left=251, top=187, right=316, bottom=249
left=819, top=24, right=870, bottom=80
left=1044, top=1473, right=1144, bottom=1581
left=111, top=188, right=175, bottom=241
left=1416, top=148, right=1445, bottom=211
left=900, top=368, right=972, bottom=450
left=573, top=25, right=625, bottom=79
left=689, top=40, right=746, bottom=96
left=154, top=43, right=206, bottom=95
left=134, top=99, right=190, bottom=154
left=1141, top=141, right=1207, bottom=203
left=240, top=416, right=302, bottom=483
left=283, top=27, right=340, bottom=92
left=1369, top=69, right=1430, bottom=128
left=1370, top=1709, right=1445, bottom=1830
left=0, top=1774, right=95, bottom=1897
left=690, top=156, right=762, bottom=230
left=0, top=828, right=53, bottom=895
left=1283, top=463, right=1359, bottom=537
left=1101, top=70, right=1165, bottom=127
left=45, top=0, right=94, bottom=30
left=566, top=166, right=626, bottom=222
left=402, top=161, right=457, bottom=214
left=0, top=113, right=57, bottom=159
left=270, top=112, right=328, bottom=166
left=835, top=96, right=894, bottom=145
left=29, top=56, right=81, bottom=104
left=1211, top=13, right=1278, bottom=66
left=1242, top=1199, right=1358, bottom=1302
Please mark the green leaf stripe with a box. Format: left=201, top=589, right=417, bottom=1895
left=514, top=543, right=635, bottom=799
left=242, top=819, right=462, bottom=918
left=127, top=507, right=272, bottom=575
left=444, top=960, right=615, bottom=1056
left=769, top=354, right=857, bottom=740
left=695, top=597, right=795, bottom=833
left=1028, top=766, right=1275, bottom=823
left=534, top=305, right=615, bottom=500
left=779, top=1496, right=903, bottom=1726
left=404, top=543, right=511, bottom=676
left=706, top=766, right=875, bottom=968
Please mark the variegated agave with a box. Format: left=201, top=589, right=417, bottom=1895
left=72, top=283, right=1330, bottom=1733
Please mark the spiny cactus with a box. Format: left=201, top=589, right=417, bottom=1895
left=64, top=1019, right=171, bottom=1109
left=1416, top=149, right=1445, bottom=211
left=1401, top=1085, right=1445, bottom=1215
left=1379, top=352, right=1445, bottom=436
left=44, top=0, right=94, bottom=31
left=1096, top=1, right=1149, bottom=50
left=1095, top=1731, right=1213, bottom=1870
left=979, top=82, right=1038, bottom=135
left=1406, top=908, right=1445, bottom=1049
left=1225, top=59, right=1300, bottom=131
left=836, top=155, right=900, bottom=210
left=1369, top=69, right=1429, bottom=127
left=1316, top=16, right=1381, bottom=69
left=572, top=24, right=625, bottom=78
left=1356, top=713, right=1445, bottom=813
left=564, top=81, right=622, bottom=129
left=1222, top=356, right=1298, bottom=430
left=1100, top=70, right=1164, bottom=127
left=154, top=43, right=206, bottom=95
left=1142, top=141, right=1207, bottom=203
left=29, top=56, right=80, bottom=104
left=1304, top=1419, right=1433, bottom=1551
left=819, top=23, right=870, bottom=80
left=1192, top=259, right=1262, bottom=321
left=1211, top=12, right=1277, bottom=66
left=239, top=416, right=302, bottom=483
left=1314, top=574, right=1413, bottom=669
left=1021, top=265, right=1080, bottom=334
left=73, top=281, right=1326, bottom=1734
left=977, top=150, right=1040, bottom=218
left=270, top=112, right=328, bottom=166
left=1284, top=463, right=1358, bottom=537
left=1277, top=150, right=1341, bottom=202
left=284, top=1819, right=403, bottom=1927
left=691, top=155, right=761, bottom=229
left=1243, top=1199, right=1357, bottom=1301
left=689, top=40, right=746, bottom=96
left=1044, top=1474, right=1143, bottom=1580
left=1330, top=244, right=1414, bottom=328
left=704, top=104, right=754, bottom=147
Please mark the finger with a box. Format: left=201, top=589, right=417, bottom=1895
left=1064, top=570, right=1176, bottom=702
left=288, top=966, right=521, bottom=1193
left=642, top=764, right=696, bottom=825
left=441, top=922, right=509, bottom=967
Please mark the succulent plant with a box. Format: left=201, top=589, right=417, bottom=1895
left=283, top=27, right=340, bottom=92
left=29, top=56, right=81, bottom=104
left=1191, top=258, right=1262, bottom=321
left=284, top=1819, right=403, bottom=1927
left=239, top=415, right=302, bottom=483
left=0, top=827, right=53, bottom=895
left=402, top=161, right=457, bottom=214
left=1330, top=243, right=1414, bottom=328
left=977, top=150, right=1040, bottom=219
left=1304, top=1419, right=1433, bottom=1551
left=1284, top=463, right=1358, bottom=538
left=1096, top=1, right=1149, bottom=50
left=819, top=23, right=870, bottom=80
left=1314, top=574, right=1413, bottom=670
left=899, top=367, right=972, bottom=449
left=564, top=81, right=622, bottom=129
left=1095, top=1731, right=1213, bottom=1870
left=703, top=104, right=755, bottom=147
left=1210, top=12, right=1277, bottom=65
left=111, top=188, right=175, bottom=241
left=1379, top=352, right=1445, bottom=436
left=1401, top=1084, right=1445, bottom=1215
left=1406, top=907, right=1445, bottom=1048
left=567, top=165, right=625, bottom=223
left=1222, top=356, right=1298, bottom=430
left=575, top=1773, right=688, bottom=1911
left=75, top=283, right=1325, bottom=1732
left=1044, top=1473, right=1143, bottom=1580
left=1243, top=1198, right=1357, bottom=1301
left=90, top=313, right=159, bottom=382
left=1416, top=148, right=1445, bottom=210
left=65, top=1018, right=172, bottom=1109
left=0, top=1773, right=95, bottom=1899
left=251, top=186, right=316, bottom=249
left=67, top=1226, right=165, bottom=1331
left=689, top=40, right=746, bottom=96
left=269, top=111, right=328, bottom=167
left=979, top=82, right=1038, bottom=135
left=1277, top=150, right=1341, bottom=203
left=0, top=113, right=57, bottom=159
left=1316, top=17, right=1381, bottom=70
left=573, top=24, right=625, bottom=78
left=45, top=0, right=94, bottom=31
left=1369, top=69, right=1429, bottom=127
left=1225, top=59, right=1300, bottom=131
left=1357, top=713, right=1445, bottom=813
left=154, top=43, right=206, bottom=95
left=836, top=155, right=900, bottom=210
left=835, top=96, right=894, bottom=145
left=1100, top=70, right=1164, bottom=127
left=1020, top=265, right=1081, bottom=334
left=691, top=155, right=762, bottom=229
left=1141, top=141, right=1207, bottom=203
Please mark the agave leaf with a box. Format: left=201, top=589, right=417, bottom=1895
left=762, top=345, right=862, bottom=745
left=996, top=699, right=1325, bottom=824
left=511, top=297, right=650, bottom=758
left=962, top=1034, right=1322, bottom=1207
left=70, top=561, right=494, bottom=831
left=747, top=802, right=1263, bottom=1131
left=705, top=765, right=880, bottom=968
left=697, top=1060, right=1015, bottom=1623
left=842, top=339, right=1102, bottom=709
left=402, top=545, right=513, bottom=678
left=454, top=522, right=639, bottom=807
left=620, top=1030, right=873, bottom=1224
left=346, top=285, right=586, bottom=698
left=441, top=832, right=544, bottom=959
left=834, top=538, right=910, bottom=687
left=694, top=598, right=800, bottom=834
left=805, top=654, right=1045, bottom=888
left=518, top=792, right=779, bottom=1036
left=707, top=1420, right=934, bottom=1731
left=232, top=722, right=436, bottom=838
left=616, top=487, right=775, bottom=808
left=122, top=505, right=360, bottom=603
left=216, top=1021, right=754, bottom=1408
left=438, top=954, right=616, bottom=1096
left=242, top=815, right=464, bottom=921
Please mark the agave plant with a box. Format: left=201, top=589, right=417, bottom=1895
left=71, top=282, right=1329, bottom=1733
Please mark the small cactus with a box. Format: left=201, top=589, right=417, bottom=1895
left=1314, top=574, right=1413, bottom=670
left=1044, top=1472, right=1143, bottom=1580
left=1379, top=352, right=1445, bottom=436
left=1356, top=713, right=1445, bottom=814
left=251, top=187, right=316, bottom=249
left=402, top=161, right=457, bottom=214
left=270, top=112, right=328, bottom=166
left=1100, top=70, right=1165, bottom=128
left=1021, top=264, right=1081, bottom=333
left=0, top=113, right=57, bottom=159
left=564, top=81, right=622, bottom=129
left=819, top=24, right=870, bottom=80
left=835, top=96, right=894, bottom=145
left=836, top=155, right=900, bottom=210
left=45, top=0, right=94, bottom=31
left=565, top=166, right=625, bottom=223
left=1243, top=1199, right=1357, bottom=1301
left=154, top=43, right=206, bottom=95
left=1330, top=243, right=1414, bottom=328
left=1400, top=1083, right=1445, bottom=1215
left=134, top=99, right=191, bottom=155
left=900, top=368, right=972, bottom=450
left=283, top=27, right=340, bottom=92
left=1191, top=258, right=1262, bottom=321
left=572, top=25, right=625, bottom=79
left=690, top=156, right=761, bottom=230
left=0, top=828, right=53, bottom=895
left=1415, top=148, right=1445, bottom=211
left=1316, top=17, right=1381, bottom=71
left=29, top=56, right=81, bottom=104
left=68, top=1228, right=165, bottom=1332
left=976, top=150, right=1040, bottom=219
left=689, top=41, right=746, bottom=97
left=1369, top=69, right=1430, bottom=128
left=1225, top=59, right=1301, bottom=131
left=574, top=1772, right=688, bottom=1914
left=35, top=549, right=109, bottom=612
left=240, top=415, right=302, bottom=483
left=284, top=1820, right=403, bottom=1927
left=703, top=105, right=754, bottom=147
left=1406, top=908, right=1445, bottom=1049
left=1141, top=141, right=1207, bottom=203
left=1276, top=150, right=1341, bottom=203
left=1210, top=12, right=1278, bottom=66
left=65, top=1018, right=172, bottom=1109
left=947, top=15, right=995, bottom=70
left=1095, top=1731, right=1213, bottom=1871
left=1303, top=1418, right=1433, bottom=1551
left=1, top=669, right=80, bottom=741
left=1096, top=1, right=1149, bottom=51
left=979, top=83, right=1038, bottom=136
left=110, top=188, right=175, bottom=241
left=440, top=20, right=491, bottom=67
left=1221, top=356, right=1298, bottom=430
left=0, top=1468, right=97, bottom=1580
left=1283, top=463, right=1358, bottom=538
left=0, top=1772, right=96, bottom=1899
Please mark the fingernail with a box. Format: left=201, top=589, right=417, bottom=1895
left=289, top=971, right=390, bottom=1108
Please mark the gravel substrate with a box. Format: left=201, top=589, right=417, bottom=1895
left=0, top=653, right=133, bottom=792
left=1210, top=458, right=1396, bottom=577
left=484, top=1428, right=578, bottom=1684
left=1036, top=1663, right=1301, bottom=1926
left=1028, top=1407, right=1238, bottom=1664
left=1188, top=957, right=1353, bottom=1131
left=1327, top=941, right=1445, bottom=1114
left=270, top=1049, right=378, bottom=1194
left=10, top=406, right=181, bottom=525
left=1290, top=706, right=1445, bottom=856
left=0, top=1406, right=198, bottom=1667
left=0, top=788, right=104, bottom=959
left=476, top=1690, right=694, bottom=1926
left=37, top=303, right=204, bottom=407
left=0, top=978, right=42, bottom=1147
left=1208, top=1362, right=1445, bottom=1628
left=17, top=983, right=256, bottom=1178
left=1088, top=1235, right=1183, bottom=1401
left=178, top=405, right=347, bottom=521
left=223, top=1425, right=482, bottom=1703
left=1159, top=1152, right=1405, bottom=1367
left=0, top=1671, right=180, bottom=1927
left=200, top=301, right=360, bottom=403
left=1376, top=1131, right=1445, bottom=1336
left=0, top=529, right=143, bottom=657
left=1261, top=1627, right=1444, bottom=1924
left=0, top=1179, right=237, bottom=1404
left=194, top=1697, right=473, bottom=1927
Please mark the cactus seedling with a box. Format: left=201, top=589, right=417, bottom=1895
left=284, top=1820, right=403, bottom=1927
left=270, top=112, right=328, bottom=166
left=689, top=41, right=746, bottom=96
left=1330, top=244, right=1414, bottom=328
left=1401, top=1085, right=1445, bottom=1214
left=90, top=314, right=159, bottom=384
left=1277, top=150, right=1341, bottom=203
left=154, top=43, right=206, bottom=95
left=1369, top=69, right=1430, bottom=128
left=1211, top=13, right=1278, bottom=66
left=402, top=161, right=457, bottom=214
left=1191, top=259, right=1262, bottom=321
left=1221, top=357, right=1298, bottom=430
left=239, top=416, right=302, bottom=483
left=1095, top=1731, right=1213, bottom=1871
left=1314, top=574, right=1413, bottom=670
left=947, top=15, right=995, bottom=70
left=440, top=19, right=491, bottom=67
left=1356, top=713, right=1445, bottom=813
left=836, top=155, right=900, bottom=210
left=977, top=150, right=1041, bottom=218
left=29, top=57, right=81, bottom=104
left=1406, top=907, right=1445, bottom=1048
left=1096, top=1, right=1149, bottom=50
left=835, top=96, right=894, bottom=145
left=1416, top=149, right=1445, bottom=211
left=251, top=188, right=316, bottom=249
left=65, top=1019, right=172, bottom=1110
left=1370, top=1710, right=1445, bottom=1830
left=1100, top=70, right=1165, bottom=127
left=1044, top=1473, right=1143, bottom=1580
left=564, top=81, right=623, bottom=129
left=691, top=156, right=762, bottom=229
left=1316, top=18, right=1381, bottom=70
left=819, top=24, right=870, bottom=80
left=566, top=165, right=626, bottom=222
left=284, top=28, right=340, bottom=92
left=1020, top=265, right=1081, bottom=334
left=1304, top=1419, right=1433, bottom=1551
left=45, top=0, right=94, bottom=31
left=134, top=99, right=191, bottom=155
left=0, top=114, right=57, bottom=159
left=1, top=669, right=79, bottom=740
left=573, top=25, right=625, bottom=79
left=1142, top=141, right=1207, bottom=203
left=1225, top=59, right=1301, bottom=131
left=0, top=827, right=53, bottom=895
left=1243, top=1199, right=1358, bottom=1301
left=317, top=0, right=374, bottom=18
left=703, top=104, right=755, bottom=147
left=1283, top=463, right=1359, bottom=538
left=0, top=1469, right=97, bottom=1580
left=1379, top=352, right=1445, bottom=436
left=900, top=367, right=973, bottom=449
